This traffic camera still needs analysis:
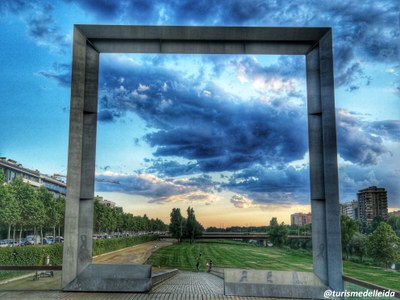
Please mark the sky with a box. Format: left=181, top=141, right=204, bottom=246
left=0, top=0, right=399, bottom=227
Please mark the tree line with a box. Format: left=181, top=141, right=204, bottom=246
left=0, top=174, right=64, bottom=242
left=340, top=215, right=400, bottom=268
left=169, top=206, right=204, bottom=243
left=93, top=199, right=168, bottom=234
left=0, top=172, right=168, bottom=241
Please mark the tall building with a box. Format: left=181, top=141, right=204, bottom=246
left=0, top=157, right=66, bottom=196
left=95, top=195, right=116, bottom=208
left=290, top=212, right=312, bottom=226
left=340, top=200, right=358, bottom=220
left=357, top=186, right=388, bottom=223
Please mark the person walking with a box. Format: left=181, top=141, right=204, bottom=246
left=206, top=259, right=213, bottom=273
left=195, top=253, right=202, bottom=272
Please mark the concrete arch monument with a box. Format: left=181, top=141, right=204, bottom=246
left=63, top=25, right=343, bottom=296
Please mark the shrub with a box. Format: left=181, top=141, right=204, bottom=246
left=0, top=235, right=157, bottom=266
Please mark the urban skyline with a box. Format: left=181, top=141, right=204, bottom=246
left=0, top=1, right=399, bottom=227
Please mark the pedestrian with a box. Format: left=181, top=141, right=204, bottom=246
left=196, top=253, right=202, bottom=272
left=206, top=259, right=213, bottom=273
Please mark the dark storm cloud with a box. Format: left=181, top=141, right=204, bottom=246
left=144, top=159, right=200, bottom=177
left=339, top=163, right=400, bottom=208
left=368, top=120, right=400, bottom=142
left=337, top=110, right=390, bottom=165
left=3, top=0, right=398, bottom=92
left=98, top=57, right=309, bottom=173
left=226, top=165, right=310, bottom=195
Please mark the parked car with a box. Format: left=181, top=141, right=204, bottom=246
left=5, top=239, right=18, bottom=247
left=45, top=236, right=54, bottom=242
left=54, top=236, right=64, bottom=243
left=25, top=235, right=41, bottom=245
left=0, top=240, right=8, bottom=248
left=19, top=239, right=31, bottom=246
left=42, top=238, right=53, bottom=245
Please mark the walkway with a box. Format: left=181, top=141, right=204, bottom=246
left=0, top=271, right=281, bottom=299
left=151, top=272, right=224, bottom=295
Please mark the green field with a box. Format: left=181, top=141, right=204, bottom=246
left=146, top=240, right=400, bottom=291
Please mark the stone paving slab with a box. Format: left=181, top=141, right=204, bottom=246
left=0, top=290, right=285, bottom=300
left=151, top=272, right=224, bottom=295
left=0, top=272, right=284, bottom=300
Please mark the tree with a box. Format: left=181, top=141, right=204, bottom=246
left=37, top=186, right=58, bottom=239
left=349, top=232, right=367, bottom=262
left=340, top=215, right=360, bottom=260
left=371, top=216, right=384, bottom=232
left=0, top=171, right=21, bottom=240
left=9, top=177, right=45, bottom=240
left=387, top=216, right=400, bottom=237
left=367, top=222, right=400, bottom=268
left=186, top=207, right=196, bottom=243
left=268, top=217, right=288, bottom=247
left=169, top=208, right=183, bottom=242
left=54, top=195, right=65, bottom=237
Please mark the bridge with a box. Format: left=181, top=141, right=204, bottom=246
left=159, top=232, right=311, bottom=240
left=199, top=232, right=311, bottom=240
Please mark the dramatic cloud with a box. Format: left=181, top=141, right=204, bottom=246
left=59, top=0, right=399, bottom=92
left=95, top=172, right=219, bottom=205
left=368, top=120, right=400, bottom=142
left=98, top=55, right=309, bottom=173
left=225, top=164, right=311, bottom=205
left=337, top=109, right=391, bottom=165
left=144, top=159, right=200, bottom=177
left=230, top=193, right=301, bottom=209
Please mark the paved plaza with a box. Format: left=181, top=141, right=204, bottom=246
left=0, top=271, right=281, bottom=300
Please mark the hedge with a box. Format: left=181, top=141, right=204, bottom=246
left=0, top=235, right=157, bottom=266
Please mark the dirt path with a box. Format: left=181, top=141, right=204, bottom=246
left=92, top=239, right=174, bottom=265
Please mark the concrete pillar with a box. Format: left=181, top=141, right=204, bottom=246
left=306, top=31, right=344, bottom=293
left=62, top=27, right=99, bottom=288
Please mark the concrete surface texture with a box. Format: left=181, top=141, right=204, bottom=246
left=64, top=25, right=343, bottom=296
left=224, top=269, right=327, bottom=298
left=0, top=271, right=286, bottom=300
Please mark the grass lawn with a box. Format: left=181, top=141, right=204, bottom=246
left=146, top=240, right=400, bottom=291
left=0, top=271, right=32, bottom=282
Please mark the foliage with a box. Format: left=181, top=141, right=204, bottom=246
left=268, top=217, right=288, bottom=247
left=387, top=216, right=400, bottom=237
left=0, top=235, right=157, bottom=266
left=93, top=199, right=167, bottom=234
left=186, top=207, right=196, bottom=243
left=341, top=215, right=361, bottom=260
left=1, top=176, right=167, bottom=241
left=92, top=235, right=157, bottom=256
left=0, top=243, right=63, bottom=266
left=168, top=207, right=204, bottom=243
left=366, top=222, right=400, bottom=268
left=0, top=172, right=20, bottom=239
left=349, top=232, right=367, bottom=262
left=169, top=208, right=183, bottom=242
